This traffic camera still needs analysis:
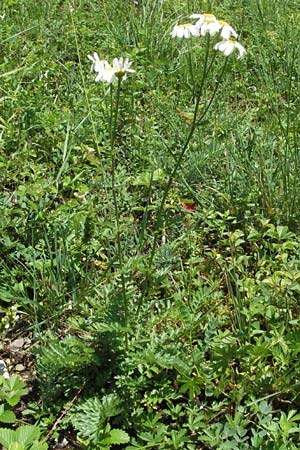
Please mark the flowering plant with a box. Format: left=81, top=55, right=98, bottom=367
left=87, top=53, right=135, bottom=83
left=171, top=12, right=246, bottom=59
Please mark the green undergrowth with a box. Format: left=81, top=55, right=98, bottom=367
left=1, top=0, right=300, bottom=448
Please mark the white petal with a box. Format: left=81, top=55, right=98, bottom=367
left=177, top=27, right=184, bottom=38
left=221, top=25, right=238, bottom=40
left=224, top=44, right=234, bottom=56
left=94, top=72, right=103, bottom=82
left=200, top=24, right=208, bottom=36
left=112, top=58, right=119, bottom=70
left=235, top=42, right=246, bottom=58
left=218, top=41, right=229, bottom=52
left=208, top=22, right=221, bottom=35
left=190, top=25, right=199, bottom=36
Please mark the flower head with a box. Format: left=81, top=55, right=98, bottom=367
left=199, top=18, right=222, bottom=36
left=95, top=62, right=117, bottom=83
left=171, top=23, right=199, bottom=38
left=111, top=57, right=135, bottom=80
left=190, top=14, right=238, bottom=40
left=190, top=13, right=216, bottom=27
left=88, top=52, right=109, bottom=73
left=217, top=20, right=238, bottom=40
left=88, top=53, right=135, bottom=83
left=214, top=40, right=246, bottom=59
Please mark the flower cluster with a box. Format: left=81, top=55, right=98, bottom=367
left=88, top=53, right=135, bottom=83
left=171, top=13, right=246, bottom=59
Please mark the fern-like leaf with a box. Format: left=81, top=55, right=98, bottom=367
left=70, top=394, right=123, bottom=444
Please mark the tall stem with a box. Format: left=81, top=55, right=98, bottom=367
left=110, top=78, right=128, bottom=348
left=148, top=36, right=211, bottom=270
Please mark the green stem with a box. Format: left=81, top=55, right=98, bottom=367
left=110, top=78, right=128, bottom=348
left=147, top=36, right=212, bottom=270
left=187, top=39, right=195, bottom=92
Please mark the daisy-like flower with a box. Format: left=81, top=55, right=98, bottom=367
left=88, top=52, right=109, bottom=73
left=88, top=53, right=135, bottom=83
left=190, top=13, right=221, bottom=37
left=95, top=62, right=117, bottom=83
left=171, top=23, right=199, bottom=38
left=217, top=20, right=238, bottom=40
left=199, top=18, right=222, bottom=36
left=190, top=13, right=216, bottom=27
left=214, top=40, right=246, bottom=59
left=111, top=57, right=135, bottom=80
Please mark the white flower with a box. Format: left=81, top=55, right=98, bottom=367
left=171, top=23, right=199, bottom=38
left=190, top=13, right=216, bottom=27
left=217, top=20, right=238, bottom=40
left=214, top=40, right=246, bottom=59
left=88, top=54, right=135, bottom=83
left=199, top=19, right=222, bottom=36
left=95, top=62, right=117, bottom=83
left=111, top=57, right=135, bottom=80
left=88, top=52, right=109, bottom=73
left=190, top=13, right=220, bottom=36
left=190, top=14, right=238, bottom=40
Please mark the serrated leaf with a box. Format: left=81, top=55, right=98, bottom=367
left=8, top=443, right=25, bottom=450
left=71, top=394, right=123, bottom=444
left=0, top=408, right=16, bottom=424
left=15, top=425, right=41, bottom=446
left=107, top=429, right=130, bottom=444
left=2, top=375, right=27, bottom=406
left=0, top=428, right=16, bottom=448
left=29, top=441, right=48, bottom=450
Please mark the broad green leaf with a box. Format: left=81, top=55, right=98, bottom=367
left=0, top=408, right=16, bottom=424
left=30, top=441, right=48, bottom=450
left=15, top=425, right=41, bottom=446
left=0, top=428, right=16, bottom=448
left=8, top=443, right=25, bottom=450
left=106, top=429, right=130, bottom=445
left=2, top=375, right=27, bottom=407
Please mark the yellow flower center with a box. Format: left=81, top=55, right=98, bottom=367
left=179, top=23, right=193, bottom=28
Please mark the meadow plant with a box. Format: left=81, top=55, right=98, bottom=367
left=88, top=53, right=136, bottom=346
left=146, top=12, right=246, bottom=269
left=87, top=12, right=246, bottom=316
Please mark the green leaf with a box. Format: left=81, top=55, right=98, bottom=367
left=0, top=406, right=16, bottom=424
left=0, top=428, right=16, bottom=448
left=15, top=425, right=41, bottom=446
left=71, top=394, right=123, bottom=444
left=30, top=443, right=48, bottom=450
left=1, top=375, right=27, bottom=407
left=8, top=443, right=25, bottom=450
left=106, top=429, right=130, bottom=445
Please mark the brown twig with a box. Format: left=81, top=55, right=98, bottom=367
left=44, top=384, right=85, bottom=442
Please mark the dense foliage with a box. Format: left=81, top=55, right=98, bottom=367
left=1, top=0, right=300, bottom=448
